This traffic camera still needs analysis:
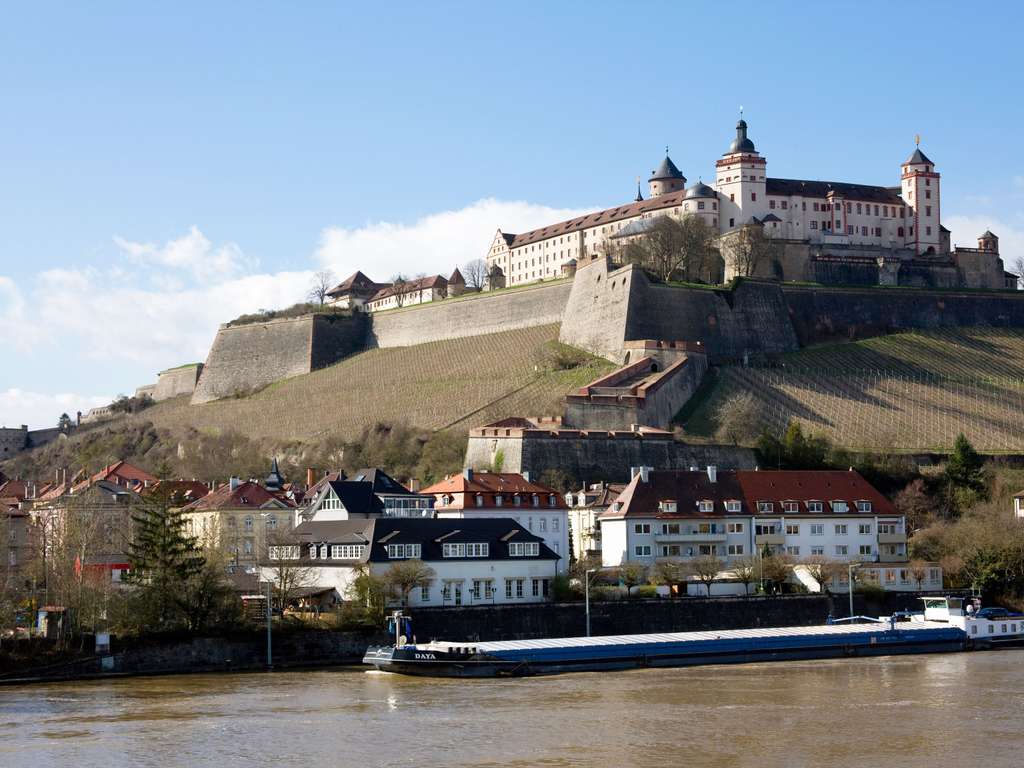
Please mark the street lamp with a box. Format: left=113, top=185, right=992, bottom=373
left=585, top=568, right=596, bottom=637
left=847, top=561, right=861, bottom=619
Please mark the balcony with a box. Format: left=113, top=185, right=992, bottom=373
left=878, top=531, right=907, bottom=545
left=755, top=533, right=785, bottom=547
left=654, top=531, right=727, bottom=544
left=878, top=549, right=907, bottom=563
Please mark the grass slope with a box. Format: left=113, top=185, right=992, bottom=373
left=144, top=324, right=613, bottom=442
left=681, top=328, right=1024, bottom=452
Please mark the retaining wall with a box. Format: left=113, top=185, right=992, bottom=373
left=367, top=280, right=571, bottom=348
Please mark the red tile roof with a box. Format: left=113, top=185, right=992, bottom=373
left=71, top=461, right=158, bottom=494
left=183, top=481, right=295, bottom=511
left=422, top=471, right=566, bottom=509
left=368, top=274, right=447, bottom=303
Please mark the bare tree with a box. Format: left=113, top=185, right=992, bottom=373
left=388, top=274, right=417, bottom=308
left=715, top=391, right=764, bottom=445
left=1014, top=256, right=1024, bottom=290
left=649, top=559, right=685, bottom=597
left=462, top=258, right=488, bottom=290
left=382, top=559, right=435, bottom=606
left=690, top=554, right=723, bottom=596
left=617, top=560, right=648, bottom=598
left=760, top=552, right=793, bottom=593
left=266, top=530, right=317, bottom=612
left=799, top=555, right=843, bottom=595
left=731, top=555, right=759, bottom=595
left=611, top=215, right=716, bottom=283
left=726, top=225, right=781, bottom=279
left=909, top=559, right=929, bottom=592
left=307, top=270, right=336, bottom=306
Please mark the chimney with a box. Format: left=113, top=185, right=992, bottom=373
left=408, top=478, right=420, bottom=492
left=306, top=468, right=316, bottom=488
left=522, top=471, right=531, bottom=482
left=630, top=466, right=639, bottom=479
left=707, top=466, right=717, bottom=483
left=463, top=468, right=473, bottom=482
left=639, top=466, right=650, bottom=484
left=76, top=411, right=82, bottom=426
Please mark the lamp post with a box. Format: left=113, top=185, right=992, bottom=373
left=585, top=568, right=596, bottom=637
left=847, top=561, right=861, bottom=619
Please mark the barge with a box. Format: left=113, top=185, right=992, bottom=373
left=363, top=598, right=1024, bottom=678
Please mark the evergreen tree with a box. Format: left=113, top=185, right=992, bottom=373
left=944, top=433, right=985, bottom=493
left=127, top=494, right=206, bottom=630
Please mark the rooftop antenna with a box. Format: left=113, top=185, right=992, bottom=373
left=665, top=145, right=669, bottom=155
left=739, top=105, right=744, bottom=118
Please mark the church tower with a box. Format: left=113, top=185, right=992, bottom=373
left=715, top=117, right=767, bottom=232
left=900, top=144, right=941, bottom=255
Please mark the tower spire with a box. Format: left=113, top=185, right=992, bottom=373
left=634, top=175, right=643, bottom=202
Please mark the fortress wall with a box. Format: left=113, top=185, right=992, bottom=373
left=153, top=364, right=204, bottom=402
left=191, top=316, right=319, bottom=404
left=309, top=314, right=368, bottom=369
left=0, top=427, right=28, bottom=458
left=367, top=281, right=571, bottom=349
left=780, top=285, right=1024, bottom=346
left=557, top=259, right=637, bottom=361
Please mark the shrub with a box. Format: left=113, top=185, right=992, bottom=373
left=634, top=585, right=659, bottom=599
left=535, top=340, right=591, bottom=371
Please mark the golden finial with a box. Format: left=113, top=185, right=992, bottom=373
left=915, top=133, right=921, bottom=147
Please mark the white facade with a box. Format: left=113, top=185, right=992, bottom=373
left=487, top=119, right=944, bottom=287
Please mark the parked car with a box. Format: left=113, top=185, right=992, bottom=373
left=976, top=607, right=1011, bottom=620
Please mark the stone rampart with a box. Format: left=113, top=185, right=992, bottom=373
left=465, top=428, right=756, bottom=482
left=0, top=427, right=28, bottom=459
left=366, top=280, right=571, bottom=348
left=153, top=364, right=204, bottom=402
left=192, top=314, right=366, bottom=404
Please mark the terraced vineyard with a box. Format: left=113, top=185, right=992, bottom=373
left=682, top=328, right=1024, bottom=452
left=144, top=324, right=613, bottom=441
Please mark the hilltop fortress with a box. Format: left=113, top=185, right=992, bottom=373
left=486, top=118, right=1014, bottom=290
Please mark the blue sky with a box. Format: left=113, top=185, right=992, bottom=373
left=2, top=1, right=1023, bottom=428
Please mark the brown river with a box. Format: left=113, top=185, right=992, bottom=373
left=1, top=651, right=1022, bottom=767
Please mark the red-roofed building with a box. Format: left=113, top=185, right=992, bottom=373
left=599, top=467, right=936, bottom=594
left=366, top=274, right=448, bottom=313
left=422, top=469, right=568, bottom=571
left=72, top=461, right=157, bottom=494
left=181, top=479, right=296, bottom=565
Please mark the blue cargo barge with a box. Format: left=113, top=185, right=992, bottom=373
left=362, top=619, right=967, bottom=678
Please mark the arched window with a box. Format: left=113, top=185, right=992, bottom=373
left=266, top=515, right=277, bottom=530
left=244, top=515, right=254, bottom=531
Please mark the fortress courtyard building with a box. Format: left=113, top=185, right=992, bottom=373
left=485, top=118, right=1014, bottom=290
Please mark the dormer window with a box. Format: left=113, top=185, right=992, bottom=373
left=856, top=500, right=872, bottom=513
left=659, top=500, right=678, bottom=514
left=757, top=501, right=774, bottom=514
left=548, top=495, right=557, bottom=507
left=309, top=544, right=318, bottom=559
left=513, top=494, right=521, bottom=507
left=807, top=501, right=823, bottom=513
left=832, top=501, right=849, bottom=514
left=783, top=501, right=799, bottom=514
left=475, top=494, right=484, bottom=507
left=725, top=500, right=742, bottom=513
left=532, top=494, right=540, bottom=507
left=495, top=495, right=504, bottom=507
left=697, top=500, right=713, bottom=513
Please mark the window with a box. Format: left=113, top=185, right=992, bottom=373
left=810, top=221, right=818, bottom=230
left=662, top=523, right=681, bottom=535
left=386, top=543, right=421, bottom=559
left=726, top=501, right=742, bottom=513
left=929, top=568, right=941, bottom=583
left=757, top=501, right=774, bottom=513
left=925, top=206, right=932, bottom=216
left=552, top=517, right=560, bottom=532
left=509, top=542, right=540, bottom=557
left=531, top=494, right=539, bottom=508
left=243, top=539, right=253, bottom=555
left=634, top=523, right=651, bottom=534
left=751, top=192, right=756, bottom=201
left=505, top=579, right=513, bottom=599
left=807, top=501, right=823, bottom=513
left=634, top=545, right=652, bottom=557
left=858, top=524, right=871, bottom=535
left=659, top=501, right=677, bottom=513
left=539, top=518, right=547, bottom=533
left=835, top=545, right=849, bottom=556
left=856, top=203, right=862, bottom=214
left=831, top=501, right=848, bottom=514
left=243, top=515, right=254, bottom=531
left=532, top=579, right=541, bottom=597
left=475, top=494, right=484, bottom=507
left=813, top=202, right=820, bottom=211
left=698, top=500, right=714, bottom=513
left=755, top=524, right=777, bottom=536
left=515, top=579, right=524, bottom=599
left=421, top=584, right=430, bottom=602
left=309, top=543, right=319, bottom=559
left=727, top=544, right=744, bottom=555
left=266, top=515, right=277, bottom=530
left=727, top=522, right=744, bottom=533
left=548, top=495, right=557, bottom=508
left=811, top=546, right=824, bottom=556
left=770, top=200, right=776, bottom=209
left=785, top=524, right=800, bottom=535
left=331, top=544, right=365, bottom=559
left=835, top=524, right=848, bottom=535
left=783, top=501, right=799, bottom=514
left=781, top=201, right=788, bottom=210
left=786, top=546, right=800, bottom=556
left=859, top=545, right=873, bottom=556
left=698, top=201, right=705, bottom=210
left=495, top=495, right=503, bottom=507
left=879, top=522, right=900, bottom=536
left=269, top=545, right=300, bottom=560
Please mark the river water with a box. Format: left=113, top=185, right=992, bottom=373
left=1, top=651, right=1022, bottom=768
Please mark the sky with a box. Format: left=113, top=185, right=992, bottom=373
left=2, top=1, right=1023, bottom=429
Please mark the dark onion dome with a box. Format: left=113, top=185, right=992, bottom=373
left=649, top=154, right=685, bottom=181
left=903, top=147, right=933, bottom=165
left=684, top=181, right=716, bottom=199
left=727, top=119, right=756, bottom=154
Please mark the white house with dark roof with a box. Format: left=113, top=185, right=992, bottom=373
left=485, top=117, right=1010, bottom=289
left=264, top=517, right=560, bottom=607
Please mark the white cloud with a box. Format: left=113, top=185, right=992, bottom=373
left=945, top=214, right=1024, bottom=270
left=114, top=225, right=255, bottom=281
left=315, top=198, right=595, bottom=280
left=0, top=388, right=111, bottom=431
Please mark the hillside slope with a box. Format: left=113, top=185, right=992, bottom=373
left=681, top=328, right=1024, bottom=452
left=143, top=324, right=613, bottom=441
